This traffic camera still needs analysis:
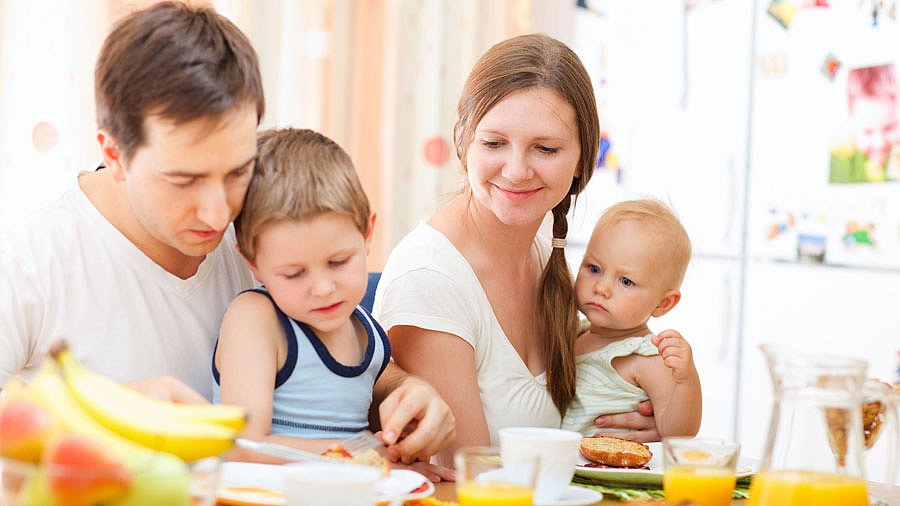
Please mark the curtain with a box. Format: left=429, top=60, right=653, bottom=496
left=0, top=0, right=571, bottom=266
left=0, top=1, right=109, bottom=222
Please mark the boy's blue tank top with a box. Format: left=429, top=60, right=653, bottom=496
left=212, top=287, right=391, bottom=438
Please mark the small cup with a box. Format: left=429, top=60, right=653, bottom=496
left=454, top=446, right=537, bottom=506
left=283, top=461, right=381, bottom=506
left=662, top=438, right=740, bottom=506
left=498, top=427, right=581, bottom=503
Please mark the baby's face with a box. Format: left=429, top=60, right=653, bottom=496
left=851, top=95, right=899, bottom=166
left=248, top=212, right=370, bottom=338
left=574, top=220, right=675, bottom=333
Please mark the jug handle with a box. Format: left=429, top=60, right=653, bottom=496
left=888, top=387, right=899, bottom=485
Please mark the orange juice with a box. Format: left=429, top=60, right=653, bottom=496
left=663, top=465, right=736, bottom=506
left=747, top=470, right=869, bottom=506
left=457, top=482, right=533, bottom=506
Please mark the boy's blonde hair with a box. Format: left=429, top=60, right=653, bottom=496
left=235, top=128, right=370, bottom=262
left=593, top=198, right=692, bottom=288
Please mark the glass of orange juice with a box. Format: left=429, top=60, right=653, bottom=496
left=663, top=438, right=740, bottom=506
left=454, top=447, right=538, bottom=506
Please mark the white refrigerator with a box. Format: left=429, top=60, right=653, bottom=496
left=565, top=0, right=900, bottom=472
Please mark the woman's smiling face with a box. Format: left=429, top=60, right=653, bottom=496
left=464, top=87, right=581, bottom=227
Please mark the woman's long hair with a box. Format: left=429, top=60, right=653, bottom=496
left=453, top=34, right=600, bottom=414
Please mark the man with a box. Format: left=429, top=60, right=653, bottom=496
left=0, top=1, right=453, bottom=464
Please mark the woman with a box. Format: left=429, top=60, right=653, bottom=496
left=374, top=34, right=657, bottom=465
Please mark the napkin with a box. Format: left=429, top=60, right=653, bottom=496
left=571, top=475, right=752, bottom=502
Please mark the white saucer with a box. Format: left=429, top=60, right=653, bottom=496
left=535, top=485, right=603, bottom=506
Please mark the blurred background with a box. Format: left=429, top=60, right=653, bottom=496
left=1, top=0, right=899, bottom=468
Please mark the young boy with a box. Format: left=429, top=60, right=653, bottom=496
left=212, top=128, right=390, bottom=457
left=561, top=198, right=701, bottom=438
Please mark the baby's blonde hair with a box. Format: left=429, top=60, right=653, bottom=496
left=592, top=198, right=692, bottom=288
left=235, top=128, right=370, bottom=262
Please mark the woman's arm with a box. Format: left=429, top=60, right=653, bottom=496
left=388, top=325, right=489, bottom=468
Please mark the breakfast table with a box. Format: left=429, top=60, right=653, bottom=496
left=431, top=480, right=900, bottom=505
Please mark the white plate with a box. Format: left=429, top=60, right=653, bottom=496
left=216, top=462, right=435, bottom=506
left=574, top=442, right=757, bottom=487
left=536, top=485, right=603, bottom=506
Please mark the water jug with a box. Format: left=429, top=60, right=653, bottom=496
left=749, top=344, right=898, bottom=506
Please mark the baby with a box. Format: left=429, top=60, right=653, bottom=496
left=212, top=128, right=389, bottom=457
left=561, top=198, right=701, bottom=438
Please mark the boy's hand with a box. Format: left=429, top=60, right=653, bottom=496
left=651, top=330, right=699, bottom=384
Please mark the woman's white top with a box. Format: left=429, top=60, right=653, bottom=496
left=374, top=223, right=560, bottom=444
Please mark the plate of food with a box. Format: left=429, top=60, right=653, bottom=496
left=216, top=462, right=435, bottom=506
left=574, top=436, right=756, bottom=487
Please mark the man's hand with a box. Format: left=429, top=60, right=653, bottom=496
left=378, top=376, right=455, bottom=463
left=593, top=400, right=661, bottom=443
left=125, top=376, right=208, bottom=404
left=652, top=330, right=699, bottom=384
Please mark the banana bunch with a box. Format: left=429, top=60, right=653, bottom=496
left=49, top=341, right=245, bottom=461
left=2, top=362, right=193, bottom=506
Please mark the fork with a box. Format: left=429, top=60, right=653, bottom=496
left=235, top=438, right=333, bottom=463
left=235, top=430, right=382, bottom=463
left=341, top=429, right=383, bottom=456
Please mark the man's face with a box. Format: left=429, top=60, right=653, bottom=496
left=116, top=104, right=258, bottom=262
left=851, top=95, right=899, bottom=166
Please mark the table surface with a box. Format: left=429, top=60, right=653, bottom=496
left=433, top=480, right=900, bottom=505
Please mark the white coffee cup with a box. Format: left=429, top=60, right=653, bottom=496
left=498, top=427, right=581, bottom=503
left=283, top=461, right=381, bottom=506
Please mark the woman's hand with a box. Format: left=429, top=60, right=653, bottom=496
left=592, top=400, right=661, bottom=443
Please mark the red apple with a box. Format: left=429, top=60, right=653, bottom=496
left=0, top=396, right=61, bottom=463
left=44, top=434, right=132, bottom=506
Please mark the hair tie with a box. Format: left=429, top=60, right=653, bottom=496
left=551, top=237, right=567, bottom=249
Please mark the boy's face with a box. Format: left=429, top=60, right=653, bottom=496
left=574, top=220, right=679, bottom=334
left=103, top=103, right=258, bottom=260
left=247, top=212, right=372, bottom=338
left=851, top=95, right=899, bottom=166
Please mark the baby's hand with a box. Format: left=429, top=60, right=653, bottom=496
left=651, top=330, right=698, bottom=384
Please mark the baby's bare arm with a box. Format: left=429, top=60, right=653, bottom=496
left=638, top=331, right=702, bottom=437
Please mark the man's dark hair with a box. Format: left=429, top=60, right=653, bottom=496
left=95, top=1, right=265, bottom=161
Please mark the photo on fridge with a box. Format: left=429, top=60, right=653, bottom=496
left=829, top=63, right=900, bottom=184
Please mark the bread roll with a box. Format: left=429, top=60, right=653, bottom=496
left=579, top=436, right=653, bottom=468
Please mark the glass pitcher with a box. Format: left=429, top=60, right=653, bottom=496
left=749, top=344, right=899, bottom=506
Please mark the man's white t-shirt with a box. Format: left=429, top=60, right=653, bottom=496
left=0, top=177, right=255, bottom=399
left=374, top=223, right=561, bottom=444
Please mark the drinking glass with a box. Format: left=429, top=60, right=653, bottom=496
left=455, top=446, right=538, bottom=506
left=663, top=437, right=740, bottom=506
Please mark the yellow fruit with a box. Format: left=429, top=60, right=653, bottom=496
left=53, top=344, right=246, bottom=431
left=0, top=395, right=64, bottom=463
left=19, top=467, right=59, bottom=506
left=43, top=434, right=133, bottom=506
left=49, top=341, right=239, bottom=461
left=19, top=363, right=191, bottom=506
